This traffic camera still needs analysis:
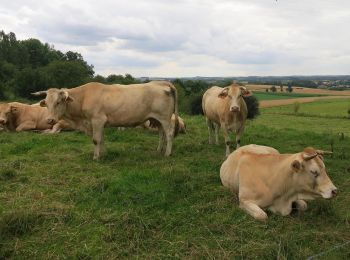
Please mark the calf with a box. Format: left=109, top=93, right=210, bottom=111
left=144, top=114, right=186, bottom=134
left=0, top=102, right=66, bottom=133
left=202, top=83, right=252, bottom=156
left=220, top=144, right=338, bottom=220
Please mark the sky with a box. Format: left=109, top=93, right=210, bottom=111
left=1, top=0, right=350, bottom=77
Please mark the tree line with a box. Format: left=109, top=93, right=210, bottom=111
left=0, top=31, right=259, bottom=118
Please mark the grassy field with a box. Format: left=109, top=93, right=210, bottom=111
left=1, top=100, right=350, bottom=258
left=253, top=91, right=326, bottom=101
left=263, top=98, right=350, bottom=118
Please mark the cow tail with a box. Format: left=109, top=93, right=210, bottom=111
left=169, top=83, right=179, bottom=137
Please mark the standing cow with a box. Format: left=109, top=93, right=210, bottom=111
left=0, top=102, right=67, bottom=133
left=220, top=144, right=337, bottom=220
left=202, top=83, right=252, bottom=156
left=32, top=81, right=179, bottom=160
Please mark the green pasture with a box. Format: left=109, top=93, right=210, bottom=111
left=264, top=98, right=350, bottom=118
left=253, top=91, right=326, bottom=101
left=0, top=99, right=349, bottom=258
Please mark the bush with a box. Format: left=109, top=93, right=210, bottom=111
left=293, top=102, right=300, bottom=114
left=189, top=94, right=204, bottom=115
left=244, top=95, right=260, bottom=119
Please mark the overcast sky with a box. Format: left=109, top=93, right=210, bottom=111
left=1, top=0, right=349, bottom=77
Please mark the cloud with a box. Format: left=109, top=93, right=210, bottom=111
left=1, top=0, right=350, bottom=76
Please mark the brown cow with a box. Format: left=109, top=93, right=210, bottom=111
left=202, top=83, right=252, bottom=156
left=0, top=102, right=67, bottom=133
left=33, top=81, right=179, bottom=159
left=220, top=144, right=338, bottom=220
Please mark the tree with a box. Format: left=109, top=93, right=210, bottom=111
left=45, top=60, right=92, bottom=88
left=287, top=85, right=293, bottom=93
left=270, top=86, right=277, bottom=92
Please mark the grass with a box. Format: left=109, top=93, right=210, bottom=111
left=264, top=98, right=350, bottom=118
left=0, top=100, right=350, bottom=258
left=254, top=91, right=327, bottom=101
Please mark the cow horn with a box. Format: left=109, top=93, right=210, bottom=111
left=316, top=150, right=333, bottom=155
left=303, top=153, right=318, bottom=161
left=31, top=90, right=48, bottom=96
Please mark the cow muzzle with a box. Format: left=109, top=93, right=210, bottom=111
left=0, top=118, right=6, bottom=125
left=230, top=106, right=240, bottom=112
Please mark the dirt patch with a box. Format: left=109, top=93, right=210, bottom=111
left=260, top=96, right=350, bottom=108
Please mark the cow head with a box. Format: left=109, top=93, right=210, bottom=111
left=291, top=147, right=337, bottom=199
left=32, top=89, right=73, bottom=122
left=218, top=84, right=252, bottom=113
left=0, top=103, right=17, bottom=128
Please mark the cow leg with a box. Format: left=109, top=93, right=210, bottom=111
left=214, top=123, right=220, bottom=145
left=206, top=118, right=215, bottom=144
left=159, top=120, right=173, bottom=157
left=44, top=122, right=62, bottom=134
left=239, top=200, right=268, bottom=221
left=157, top=127, right=166, bottom=153
left=235, top=125, right=245, bottom=150
left=91, top=118, right=106, bottom=160
left=294, top=199, right=308, bottom=211
left=221, top=124, right=231, bottom=156
left=15, top=122, right=36, bottom=132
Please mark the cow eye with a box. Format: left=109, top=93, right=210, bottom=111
left=311, top=170, right=319, bottom=178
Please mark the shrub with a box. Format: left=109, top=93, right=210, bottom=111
left=270, top=86, right=277, bottom=92
left=293, top=102, right=300, bottom=114
left=244, top=95, right=260, bottom=119
left=189, top=94, right=204, bottom=115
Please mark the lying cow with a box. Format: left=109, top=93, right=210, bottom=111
left=32, top=81, right=179, bottom=160
left=0, top=102, right=67, bottom=133
left=220, top=144, right=338, bottom=220
left=144, top=114, right=186, bottom=134
left=202, top=83, right=252, bottom=156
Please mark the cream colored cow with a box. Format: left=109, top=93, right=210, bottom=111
left=33, top=81, right=179, bottom=159
left=0, top=102, right=67, bottom=133
left=220, top=144, right=337, bottom=220
left=144, top=114, right=186, bottom=134
left=202, top=83, right=252, bottom=156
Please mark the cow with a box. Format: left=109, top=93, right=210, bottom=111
left=220, top=144, right=338, bottom=220
left=0, top=102, right=67, bottom=133
left=202, top=83, right=252, bottom=156
left=144, top=114, right=186, bottom=134
left=32, top=81, right=179, bottom=160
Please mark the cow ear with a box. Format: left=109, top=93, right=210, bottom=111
left=240, top=87, right=252, bottom=97
left=10, top=106, right=18, bottom=113
left=60, top=90, right=73, bottom=103
left=291, top=160, right=301, bottom=172
left=218, top=88, right=229, bottom=99
left=66, top=96, right=74, bottom=102
left=40, top=100, right=47, bottom=107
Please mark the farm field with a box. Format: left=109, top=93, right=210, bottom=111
left=248, top=84, right=350, bottom=96
left=264, top=98, right=350, bottom=118
left=253, top=91, right=326, bottom=101
left=0, top=100, right=350, bottom=258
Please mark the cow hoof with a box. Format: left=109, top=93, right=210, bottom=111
left=295, top=200, right=308, bottom=211
left=254, top=212, right=268, bottom=221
